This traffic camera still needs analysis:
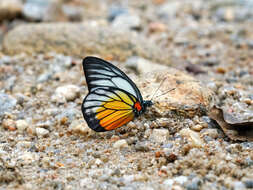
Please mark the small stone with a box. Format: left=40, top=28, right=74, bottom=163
left=186, top=177, right=202, bottom=190
left=125, top=56, right=168, bottom=74
left=26, top=126, right=36, bottom=136
left=179, top=128, right=204, bottom=148
left=2, top=119, right=16, bottom=131
left=108, top=5, right=128, bottom=21
left=174, top=176, right=188, bottom=185
left=244, top=180, right=253, bottom=188
left=123, top=175, right=134, bottom=183
left=201, top=129, right=219, bottom=139
left=95, top=159, right=103, bottom=166
left=54, top=84, right=80, bottom=102
left=16, top=141, right=32, bottom=149
left=62, top=4, right=82, bottom=21
left=163, top=178, right=174, bottom=187
left=0, top=93, right=17, bottom=118
left=134, top=142, right=150, bottom=152
left=233, top=181, right=246, bottom=190
left=112, top=14, right=141, bottom=30
left=22, top=0, right=64, bottom=21
left=150, top=129, right=169, bottom=143
left=18, top=152, right=37, bottom=165
left=36, top=127, right=49, bottom=138
left=69, top=120, right=93, bottom=136
left=243, top=98, right=252, bottom=105
left=80, top=178, right=94, bottom=188
left=191, top=124, right=204, bottom=132
left=113, top=139, right=128, bottom=149
left=16, top=120, right=28, bottom=132
left=216, top=67, right=226, bottom=74
left=149, top=22, right=167, bottom=33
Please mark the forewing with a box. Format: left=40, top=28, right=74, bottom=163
left=83, top=56, right=143, bottom=102
left=82, top=88, right=135, bottom=132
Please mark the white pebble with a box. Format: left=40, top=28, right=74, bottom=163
left=54, top=84, right=80, bottom=102
left=180, top=128, right=204, bottom=148
left=163, top=179, right=174, bottom=187
left=150, top=129, right=169, bottom=143
left=16, top=119, right=28, bottom=132
left=95, top=159, right=103, bottom=166
left=174, top=176, right=188, bottom=185
left=16, top=141, right=32, bottom=149
left=202, top=128, right=219, bottom=139
left=113, top=139, right=128, bottom=149
left=36, top=127, right=49, bottom=138
left=18, top=152, right=37, bottom=165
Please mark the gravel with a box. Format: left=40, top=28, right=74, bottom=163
left=0, top=0, right=252, bottom=189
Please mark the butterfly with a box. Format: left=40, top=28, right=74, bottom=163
left=81, top=56, right=153, bottom=132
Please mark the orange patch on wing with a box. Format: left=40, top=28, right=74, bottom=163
left=100, top=110, right=133, bottom=128
left=105, top=113, right=134, bottom=130
left=96, top=109, right=115, bottom=120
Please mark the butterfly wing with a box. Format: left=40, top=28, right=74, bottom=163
left=81, top=56, right=144, bottom=132
left=83, top=56, right=143, bottom=102
left=82, top=87, right=136, bottom=132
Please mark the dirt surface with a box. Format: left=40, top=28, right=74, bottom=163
left=0, top=0, right=253, bottom=190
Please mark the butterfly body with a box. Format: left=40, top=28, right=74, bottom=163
left=81, top=56, right=152, bottom=132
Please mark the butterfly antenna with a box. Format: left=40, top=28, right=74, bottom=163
left=150, top=77, right=167, bottom=101
left=154, top=88, right=176, bottom=99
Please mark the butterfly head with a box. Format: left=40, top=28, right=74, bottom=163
left=134, top=100, right=153, bottom=117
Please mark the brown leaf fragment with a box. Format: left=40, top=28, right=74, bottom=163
left=208, top=106, right=253, bottom=141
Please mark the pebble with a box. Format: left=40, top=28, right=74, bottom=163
left=179, top=128, right=204, bottom=148
left=80, top=178, right=94, bottom=188
left=18, top=152, right=37, bottom=165
left=108, top=5, right=128, bottom=21
left=16, top=119, right=28, bottom=132
left=174, top=176, right=188, bottom=185
left=186, top=177, right=202, bottom=190
left=112, top=14, right=141, bottom=30
left=233, top=181, right=246, bottom=190
left=22, top=0, right=64, bottom=21
left=53, top=84, right=80, bottom=102
left=125, top=56, right=168, bottom=74
left=35, top=127, right=49, bottom=138
left=191, top=124, right=204, bottom=132
left=95, top=159, right=103, bottom=166
left=244, top=180, right=253, bottom=188
left=201, top=129, right=219, bottom=139
left=113, top=139, right=128, bottom=149
left=2, top=119, right=16, bottom=131
left=157, top=1, right=181, bottom=19
left=134, top=142, right=150, bottom=152
left=0, top=93, right=17, bottom=118
left=150, top=129, right=169, bottom=144
left=149, top=22, right=167, bottom=33
left=69, top=120, right=93, bottom=136
left=16, top=141, right=32, bottom=149
left=62, top=4, right=83, bottom=21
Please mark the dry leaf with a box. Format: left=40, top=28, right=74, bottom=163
left=208, top=106, right=253, bottom=141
